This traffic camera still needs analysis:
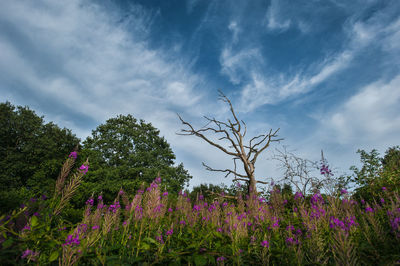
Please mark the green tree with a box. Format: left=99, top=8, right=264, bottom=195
left=351, top=147, right=400, bottom=201
left=0, top=101, right=80, bottom=213
left=76, top=114, right=191, bottom=204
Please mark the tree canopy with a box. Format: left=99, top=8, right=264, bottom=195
left=76, top=114, right=191, bottom=204
left=0, top=101, right=80, bottom=213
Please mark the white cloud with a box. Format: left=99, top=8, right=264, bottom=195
left=264, top=0, right=291, bottom=32
left=219, top=47, right=261, bottom=85
left=319, top=75, right=400, bottom=145
left=228, top=21, right=241, bottom=44
left=0, top=0, right=222, bottom=186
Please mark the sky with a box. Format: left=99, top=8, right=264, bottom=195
left=1, top=0, right=400, bottom=191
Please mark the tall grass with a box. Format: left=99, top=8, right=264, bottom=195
left=1, top=152, right=400, bottom=265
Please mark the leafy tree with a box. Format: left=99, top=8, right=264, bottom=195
left=351, top=147, right=400, bottom=201
left=0, top=101, right=80, bottom=213
left=76, top=114, right=191, bottom=205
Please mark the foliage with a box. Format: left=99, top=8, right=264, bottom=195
left=351, top=147, right=400, bottom=202
left=74, top=114, right=191, bottom=208
left=0, top=101, right=80, bottom=214
left=2, top=150, right=400, bottom=265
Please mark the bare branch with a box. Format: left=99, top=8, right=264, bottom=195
left=202, top=162, right=248, bottom=178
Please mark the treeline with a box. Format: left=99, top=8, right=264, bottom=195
left=1, top=101, right=399, bottom=220
left=0, top=102, right=191, bottom=220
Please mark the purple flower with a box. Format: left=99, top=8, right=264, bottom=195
left=86, top=198, right=94, bottom=206
left=166, top=229, right=173, bottom=236
left=286, top=237, right=295, bottom=245
left=119, top=189, right=124, bottom=195
left=63, top=234, right=80, bottom=246
left=168, top=208, right=173, bottom=212
left=261, top=240, right=269, bottom=248
left=92, top=225, right=99, bottom=230
left=217, top=256, right=225, bottom=262
left=155, top=177, right=162, bottom=184
left=365, top=207, right=374, bottom=213
left=22, top=225, right=31, bottom=231
left=294, top=192, right=304, bottom=200
left=79, top=164, right=89, bottom=175
left=98, top=195, right=103, bottom=201
left=341, top=189, right=348, bottom=195
left=155, top=234, right=164, bottom=244
left=69, top=151, right=78, bottom=159
left=216, top=227, right=223, bottom=232
left=380, top=198, right=385, bottom=204
left=382, top=187, right=387, bottom=191
left=179, top=220, right=186, bottom=225
left=162, top=191, right=168, bottom=197
left=41, top=194, right=48, bottom=200
left=199, top=195, right=204, bottom=200
left=21, top=249, right=39, bottom=261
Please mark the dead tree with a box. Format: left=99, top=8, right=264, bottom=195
left=177, top=90, right=282, bottom=196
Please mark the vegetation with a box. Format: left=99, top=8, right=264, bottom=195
left=1, top=100, right=399, bottom=265
left=1, top=150, right=400, bottom=265
left=0, top=102, right=80, bottom=213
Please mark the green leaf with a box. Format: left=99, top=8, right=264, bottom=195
left=141, top=243, right=150, bottom=250
left=49, top=250, right=59, bottom=262
left=143, top=237, right=158, bottom=245
left=31, top=215, right=38, bottom=227
left=2, top=238, right=13, bottom=248
left=193, top=255, right=207, bottom=266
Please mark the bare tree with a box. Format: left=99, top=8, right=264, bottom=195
left=177, top=90, right=282, bottom=196
left=273, top=147, right=338, bottom=195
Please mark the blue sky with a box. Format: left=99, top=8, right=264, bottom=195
left=1, top=0, right=399, bottom=190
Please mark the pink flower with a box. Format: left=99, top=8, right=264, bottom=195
left=79, top=164, right=89, bottom=174
left=261, top=240, right=269, bottom=248
left=68, top=151, right=77, bottom=159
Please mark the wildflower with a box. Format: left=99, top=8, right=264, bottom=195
left=155, top=235, right=164, bottom=244
left=86, top=198, right=94, bottom=206
left=286, top=237, right=295, bottom=245
left=261, top=240, right=269, bottom=248
left=294, top=191, right=304, bottom=200
left=286, top=225, right=295, bottom=232
left=33, top=212, right=40, bottom=217
left=41, top=194, right=48, bottom=200
left=98, top=195, right=103, bottom=201
left=63, top=234, right=80, bottom=246
left=199, top=194, right=204, bottom=200
left=382, top=187, right=387, bottom=191
left=162, top=191, right=168, bottom=197
left=168, top=208, right=173, bottom=212
left=380, top=198, right=385, bottom=204
left=92, top=225, right=99, bottom=230
left=79, top=164, right=89, bottom=175
left=118, top=189, right=124, bottom=195
left=341, top=189, right=348, bottom=195
left=217, top=227, right=223, bottom=232
left=365, top=207, right=374, bottom=213
left=22, top=225, right=31, bottom=231
left=217, top=256, right=225, bottom=262
left=155, top=177, right=162, bottom=184
left=222, top=202, right=228, bottom=207
left=166, top=229, right=173, bottom=236
left=361, top=199, right=365, bottom=204
left=69, top=151, right=78, bottom=159
left=179, top=220, right=186, bottom=225
left=21, top=249, right=39, bottom=261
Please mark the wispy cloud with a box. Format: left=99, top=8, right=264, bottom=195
left=264, top=0, right=291, bottom=32
left=318, top=75, right=400, bottom=146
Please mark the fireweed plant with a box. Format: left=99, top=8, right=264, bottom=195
left=0, top=152, right=400, bottom=265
